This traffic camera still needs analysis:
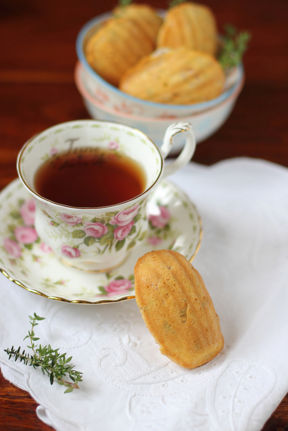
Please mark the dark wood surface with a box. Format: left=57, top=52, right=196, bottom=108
left=1, top=0, right=288, bottom=429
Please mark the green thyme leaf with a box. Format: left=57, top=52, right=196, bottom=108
left=218, top=24, right=251, bottom=70
left=169, top=0, right=186, bottom=7
left=118, top=0, right=132, bottom=6
left=4, top=313, right=83, bottom=393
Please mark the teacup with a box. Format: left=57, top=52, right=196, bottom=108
left=17, top=120, right=196, bottom=271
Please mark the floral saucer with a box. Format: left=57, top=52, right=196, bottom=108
left=0, top=179, right=202, bottom=304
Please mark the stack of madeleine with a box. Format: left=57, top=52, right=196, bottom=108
left=85, top=2, right=226, bottom=105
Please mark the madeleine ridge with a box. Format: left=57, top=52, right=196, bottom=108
left=120, top=48, right=225, bottom=104
left=113, top=3, right=163, bottom=39
left=157, top=2, right=218, bottom=56
left=134, top=250, right=224, bottom=369
left=85, top=6, right=162, bottom=86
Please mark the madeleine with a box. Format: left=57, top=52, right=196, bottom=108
left=120, top=48, right=225, bottom=104
left=114, top=3, right=163, bottom=42
left=85, top=10, right=162, bottom=86
left=134, top=250, right=224, bottom=369
left=157, top=2, right=218, bottom=56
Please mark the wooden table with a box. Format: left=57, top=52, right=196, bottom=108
left=1, top=0, right=287, bottom=429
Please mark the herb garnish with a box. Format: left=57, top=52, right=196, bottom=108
left=118, top=0, right=133, bottom=6
left=218, top=24, right=250, bottom=70
left=4, top=313, right=83, bottom=393
left=169, top=0, right=186, bottom=7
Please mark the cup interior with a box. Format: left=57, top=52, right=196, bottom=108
left=17, top=120, right=163, bottom=207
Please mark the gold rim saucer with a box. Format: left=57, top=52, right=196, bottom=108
left=0, top=179, right=202, bottom=304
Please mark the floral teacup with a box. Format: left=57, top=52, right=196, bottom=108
left=16, top=120, right=196, bottom=271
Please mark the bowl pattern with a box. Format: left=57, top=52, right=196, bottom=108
left=75, top=62, right=244, bottom=148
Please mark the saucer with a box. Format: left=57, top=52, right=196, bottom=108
left=0, top=179, right=202, bottom=304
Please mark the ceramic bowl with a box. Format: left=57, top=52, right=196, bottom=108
left=74, top=62, right=244, bottom=149
left=76, top=12, right=244, bottom=119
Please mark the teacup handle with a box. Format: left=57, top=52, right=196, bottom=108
left=160, top=122, right=196, bottom=178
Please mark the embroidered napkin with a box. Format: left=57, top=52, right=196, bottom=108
left=1, top=158, right=288, bottom=431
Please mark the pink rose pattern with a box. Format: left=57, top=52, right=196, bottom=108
left=105, top=279, right=132, bottom=296
left=4, top=238, right=22, bottom=258
left=2, top=199, right=141, bottom=261
left=50, top=147, right=58, bottom=156
left=3, top=197, right=169, bottom=263
left=55, top=205, right=141, bottom=257
left=108, top=141, right=119, bottom=150
left=114, top=221, right=133, bottom=241
left=40, top=242, right=52, bottom=253
left=61, top=245, right=80, bottom=258
left=2, top=198, right=173, bottom=301
left=147, top=205, right=171, bottom=246
left=60, top=214, right=82, bottom=225
left=56, top=205, right=140, bottom=254
left=147, top=236, right=162, bottom=246
left=20, top=199, right=35, bottom=226
left=149, top=206, right=171, bottom=228
left=3, top=199, right=40, bottom=259
left=84, top=222, right=108, bottom=238
left=110, top=205, right=139, bottom=226
left=15, top=226, right=38, bottom=244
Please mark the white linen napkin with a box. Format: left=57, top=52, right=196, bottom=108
left=1, top=157, right=288, bottom=431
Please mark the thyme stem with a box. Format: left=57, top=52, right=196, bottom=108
left=218, top=24, right=251, bottom=70
left=4, top=313, right=83, bottom=393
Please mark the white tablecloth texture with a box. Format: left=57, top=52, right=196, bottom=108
left=1, top=158, right=288, bottom=431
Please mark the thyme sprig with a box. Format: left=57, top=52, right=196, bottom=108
left=4, top=313, right=83, bottom=393
left=169, top=0, right=185, bottom=7
left=118, top=0, right=133, bottom=6
left=219, top=24, right=250, bottom=70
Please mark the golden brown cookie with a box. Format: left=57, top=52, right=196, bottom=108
left=157, top=2, right=218, bottom=56
left=119, top=47, right=225, bottom=104
left=113, top=3, right=163, bottom=43
left=85, top=8, right=162, bottom=86
left=134, top=250, right=224, bottom=369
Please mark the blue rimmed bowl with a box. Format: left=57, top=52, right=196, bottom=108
left=76, top=12, right=245, bottom=120
left=75, top=62, right=244, bottom=151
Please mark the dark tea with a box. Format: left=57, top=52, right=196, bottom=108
left=34, top=147, right=146, bottom=207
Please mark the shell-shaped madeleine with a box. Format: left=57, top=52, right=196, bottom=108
left=113, top=4, right=163, bottom=43
left=119, top=48, right=225, bottom=104
left=157, top=2, right=218, bottom=56
left=85, top=15, right=161, bottom=86
left=134, top=250, right=224, bottom=369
